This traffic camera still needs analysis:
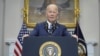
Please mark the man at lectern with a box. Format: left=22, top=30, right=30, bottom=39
left=24, top=4, right=78, bottom=39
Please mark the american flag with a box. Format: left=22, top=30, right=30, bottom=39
left=14, top=23, right=30, bottom=56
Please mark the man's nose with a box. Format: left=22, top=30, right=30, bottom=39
left=50, top=13, right=55, bottom=16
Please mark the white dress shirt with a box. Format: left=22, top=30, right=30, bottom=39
left=47, top=21, right=52, bottom=29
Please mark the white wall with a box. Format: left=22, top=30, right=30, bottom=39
left=0, top=0, right=4, bottom=56
left=80, top=0, right=100, bottom=56
left=3, top=0, right=100, bottom=56
left=80, top=0, right=99, bottom=42
left=4, top=0, right=24, bottom=41
left=99, top=0, right=100, bottom=55
left=4, top=0, right=24, bottom=56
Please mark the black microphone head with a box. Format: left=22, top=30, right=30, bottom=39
left=44, top=22, right=48, bottom=30
left=52, top=23, right=57, bottom=30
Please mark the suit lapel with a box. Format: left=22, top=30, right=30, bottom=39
left=52, top=23, right=60, bottom=35
left=43, top=22, right=50, bottom=34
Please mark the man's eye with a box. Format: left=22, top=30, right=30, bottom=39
left=53, top=12, right=56, bottom=13
left=49, top=11, right=52, bottom=13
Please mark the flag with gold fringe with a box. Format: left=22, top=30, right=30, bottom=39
left=74, top=23, right=88, bottom=56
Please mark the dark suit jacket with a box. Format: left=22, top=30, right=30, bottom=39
left=29, top=22, right=71, bottom=37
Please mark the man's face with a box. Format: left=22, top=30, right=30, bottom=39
left=46, top=5, right=58, bottom=23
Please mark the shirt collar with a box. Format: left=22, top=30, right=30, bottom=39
left=47, top=20, right=52, bottom=26
left=47, top=21, right=52, bottom=29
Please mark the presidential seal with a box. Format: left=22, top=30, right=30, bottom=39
left=39, top=41, right=61, bottom=56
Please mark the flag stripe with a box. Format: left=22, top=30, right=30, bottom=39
left=17, top=39, right=22, bottom=50
left=14, top=23, right=30, bottom=56
left=14, top=46, right=21, bottom=56
left=14, top=49, right=19, bottom=56
left=15, top=42, right=22, bottom=54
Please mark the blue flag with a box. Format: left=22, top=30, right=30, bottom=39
left=74, top=23, right=88, bottom=56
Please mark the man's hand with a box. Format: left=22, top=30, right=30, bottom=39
left=72, top=34, right=78, bottom=41
left=22, top=34, right=29, bottom=41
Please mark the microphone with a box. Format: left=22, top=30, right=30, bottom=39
left=44, top=22, right=48, bottom=31
left=52, top=23, right=57, bottom=31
